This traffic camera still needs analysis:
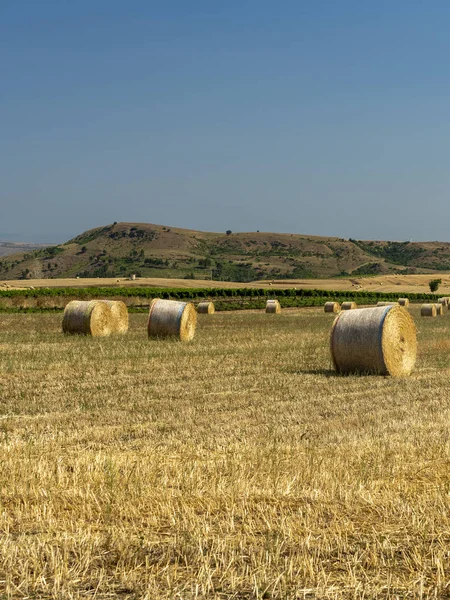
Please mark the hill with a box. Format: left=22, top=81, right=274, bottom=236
left=0, top=241, right=53, bottom=258
left=0, top=222, right=450, bottom=282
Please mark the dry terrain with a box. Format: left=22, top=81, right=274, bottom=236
left=0, top=307, right=449, bottom=598
left=2, top=221, right=450, bottom=281
left=3, top=273, right=450, bottom=294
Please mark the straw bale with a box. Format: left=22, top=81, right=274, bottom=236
left=100, top=300, right=129, bottom=333
left=434, top=303, right=444, bottom=316
left=398, top=298, right=409, bottom=307
left=341, top=301, right=357, bottom=310
left=62, top=300, right=112, bottom=336
left=148, top=298, right=197, bottom=341
left=330, top=305, right=416, bottom=377
left=197, top=301, right=215, bottom=314
left=266, top=299, right=281, bottom=314
left=438, top=298, right=448, bottom=306
left=421, top=304, right=437, bottom=317
left=324, top=301, right=340, bottom=313
left=376, top=301, right=398, bottom=307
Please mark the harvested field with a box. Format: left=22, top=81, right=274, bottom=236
left=4, top=272, right=450, bottom=293
left=0, top=307, right=449, bottom=598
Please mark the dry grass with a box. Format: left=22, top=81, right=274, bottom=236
left=5, top=272, right=450, bottom=293
left=0, top=308, right=450, bottom=598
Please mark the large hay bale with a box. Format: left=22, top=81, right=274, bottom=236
left=341, top=301, right=357, bottom=310
left=376, top=301, right=398, bottom=307
left=62, top=300, right=112, bottom=336
left=421, top=304, right=437, bottom=317
left=398, top=298, right=409, bottom=307
left=266, top=299, right=281, bottom=314
left=324, top=301, right=340, bottom=313
left=147, top=298, right=197, bottom=341
left=330, top=305, right=417, bottom=377
left=197, top=301, right=215, bottom=314
left=435, top=303, right=444, bottom=316
left=100, top=300, right=129, bottom=333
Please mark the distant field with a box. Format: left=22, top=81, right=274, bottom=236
left=0, top=308, right=449, bottom=597
left=3, top=273, right=450, bottom=293
left=0, top=241, right=50, bottom=258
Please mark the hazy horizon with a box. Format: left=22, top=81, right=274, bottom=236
left=0, top=219, right=443, bottom=246
left=3, top=2, right=450, bottom=243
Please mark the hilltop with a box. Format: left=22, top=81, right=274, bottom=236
left=1, top=222, right=450, bottom=282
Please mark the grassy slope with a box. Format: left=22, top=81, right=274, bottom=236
left=0, top=309, right=449, bottom=597
left=1, top=222, right=449, bottom=282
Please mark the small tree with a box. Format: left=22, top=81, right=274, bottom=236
left=429, top=278, right=442, bottom=293
left=226, top=230, right=232, bottom=236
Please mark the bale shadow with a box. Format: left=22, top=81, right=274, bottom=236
left=287, top=368, right=337, bottom=377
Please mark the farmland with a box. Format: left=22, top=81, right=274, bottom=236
left=0, top=307, right=449, bottom=598
left=0, top=284, right=443, bottom=314
left=4, top=272, right=450, bottom=294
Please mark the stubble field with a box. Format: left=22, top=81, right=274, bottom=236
left=0, top=308, right=449, bottom=599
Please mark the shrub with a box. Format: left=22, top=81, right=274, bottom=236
left=429, top=279, right=442, bottom=293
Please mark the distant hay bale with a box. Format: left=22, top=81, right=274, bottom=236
left=62, top=300, right=112, bottom=337
left=438, top=297, right=448, bottom=306
left=100, top=300, right=129, bottom=333
left=148, top=298, right=197, bottom=341
left=341, top=301, right=357, bottom=310
left=324, top=301, right=340, bottom=313
left=330, top=305, right=417, bottom=377
left=266, top=299, right=281, bottom=314
left=376, top=301, right=398, bottom=307
left=421, top=304, right=437, bottom=317
left=398, top=298, right=409, bottom=307
left=197, top=301, right=215, bottom=314
left=435, top=303, right=444, bottom=316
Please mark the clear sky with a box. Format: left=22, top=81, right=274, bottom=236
left=2, top=1, right=450, bottom=242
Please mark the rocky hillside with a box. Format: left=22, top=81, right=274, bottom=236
left=0, top=222, right=448, bottom=282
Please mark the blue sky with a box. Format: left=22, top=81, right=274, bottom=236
left=2, top=1, right=450, bottom=242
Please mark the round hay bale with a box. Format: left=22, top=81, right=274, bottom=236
left=330, top=305, right=417, bottom=377
left=341, top=301, right=357, bottom=310
left=100, top=300, right=129, bottom=333
left=148, top=298, right=197, bottom=341
left=376, top=301, right=398, bottom=307
left=421, top=304, right=437, bottom=317
left=398, top=298, right=409, bottom=307
left=266, top=299, right=281, bottom=314
left=62, top=300, right=112, bottom=337
left=438, top=297, right=448, bottom=306
left=197, top=301, right=215, bottom=314
left=324, top=301, right=340, bottom=313
left=435, top=303, right=444, bottom=316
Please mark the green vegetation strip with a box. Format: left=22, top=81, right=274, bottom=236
left=0, top=286, right=442, bottom=313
